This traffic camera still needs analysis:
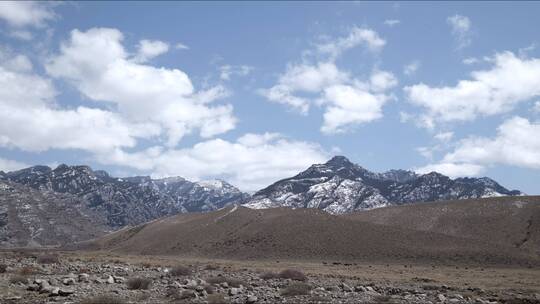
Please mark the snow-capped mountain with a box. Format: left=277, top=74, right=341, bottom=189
left=1, top=164, right=248, bottom=228
left=243, top=156, right=522, bottom=214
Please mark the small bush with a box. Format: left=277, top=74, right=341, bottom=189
left=79, top=295, right=126, bottom=304
left=279, top=269, right=307, bottom=281
left=260, top=271, right=279, bottom=280
left=36, top=254, right=59, bottom=264
left=207, top=293, right=229, bottom=304
left=280, top=282, right=312, bottom=297
left=204, top=264, right=220, bottom=270
left=126, top=277, right=152, bottom=290
left=206, top=276, right=246, bottom=288
left=0, top=264, right=7, bottom=273
left=9, top=275, right=28, bottom=285
left=17, top=266, right=38, bottom=276
left=170, top=265, right=192, bottom=276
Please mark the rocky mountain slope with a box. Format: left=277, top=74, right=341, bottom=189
left=244, top=156, right=522, bottom=214
left=0, top=180, right=109, bottom=247
left=79, top=196, right=539, bottom=266
left=1, top=164, right=248, bottom=229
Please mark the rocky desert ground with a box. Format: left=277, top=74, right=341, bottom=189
left=1, top=250, right=539, bottom=304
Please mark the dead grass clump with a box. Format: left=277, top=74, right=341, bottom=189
left=126, top=277, right=152, bottom=290
left=260, top=271, right=279, bottom=280
left=279, top=269, right=307, bottom=281
left=79, top=295, right=126, bottom=304
left=9, top=275, right=28, bottom=285
left=207, top=293, right=229, bottom=304
left=280, top=282, right=312, bottom=296
left=204, top=264, right=220, bottom=270
left=0, top=264, right=7, bottom=273
left=170, top=265, right=192, bottom=276
left=206, top=276, right=246, bottom=288
left=17, top=266, right=38, bottom=276
left=36, top=254, right=59, bottom=264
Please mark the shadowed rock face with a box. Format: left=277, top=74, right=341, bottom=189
left=244, top=156, right=522, bottom=214
left=1, top=164, right=249, bottom=228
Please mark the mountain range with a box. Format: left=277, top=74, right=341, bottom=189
left=244, top=156, right=522, bottom=214
left=0, top=156, right=523, bottom=246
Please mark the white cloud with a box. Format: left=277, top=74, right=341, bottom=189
left=462, top=57, right=479, bottom=65
left=0, top=1, right=56, bottom=28
left=403, top=61, right=420, bottom=76
left=534, top=101, right=540, bottom=113
left=418, top=116, right=540, bottom=177
left=134, top=39, right=169, bottom=63
left=0, top=52, right=155, bottom=153
left=175, top=43, right=189, bottom=50
left=316, top=26, right=386, bottom=60
left=261, top=27, right=394, bottom=133
left=370, top=70, right=398, bottom=92
left=415, top=162, right=484, bottom=178
left=219, top=65, right=253, bottom=81
left=447, top=14, right=472, bottom=49
left=443, top=117, right=540, bottom=169
left=46, top=28, right=236, bottom=147
left=0, top=157, right=28, bottom=172
left=99, top=133, right=330, bottom=191
left=321, top=84, right=389, bottom=133
left=383, top=19, right=400, bottom=27
left=405, top=52, right=540, bottom=126
left=434, top=131, right=454, bottom=142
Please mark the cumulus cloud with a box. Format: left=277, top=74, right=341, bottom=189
left=99, top=133, right=330, bottom=191
left=383, top=19, right=400, bottom=27
left=134, top=39, right=169, bottom=63
left=0, top=157, right=28, bottom=172
left=219, top=65, right=253, bottom=81
left=261, top=27, right=395, bottom=133
left=462, top=57, right=480, bottom=65
left=46, top=28, right=236, bottom=147
left=405, top=52, right=540, bottom=127
left=417, top=116, right=540, bottom=177
left=434, top=131, right=454, bottom=142
left=447, top=14, right=472, bottom=49
left=0, top=51, right=156, bottom=153
left=0, top=1, right=56, bottom=28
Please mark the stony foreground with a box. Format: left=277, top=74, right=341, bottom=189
left=1, top=251, right=539, bottom=304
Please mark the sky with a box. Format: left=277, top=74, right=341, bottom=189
left=0, top=1, right=539, bottom=193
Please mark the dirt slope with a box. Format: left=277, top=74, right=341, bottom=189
left=347, top=196, right=540, bottom=253
left=79, top=199, right=540, bottom=266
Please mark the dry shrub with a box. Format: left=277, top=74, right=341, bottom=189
left=260, top=271, right=279, bottom=280
left=280, top=282, right=312, bottom=296
left=279, top=269, right=307, bottom=281
left=372, top=295, right=395, bottom=303
left=9, top=275, right=28, bottom=285
left=0, top=264, right=7, bottom=273
left=36, top=254, right=59, bottom=264
left=79, top=295, right=126, bottom=304
left=206, top=276, right=246, bottom=288
left=17, top=266, right=38, bottom=276
left=170, top=265, right=192, bottom=276
left=207, top=293, right=229, bottom=304
left=204, top=264, right=220, bottom=270
left=126, top=277, right=152, bottom=290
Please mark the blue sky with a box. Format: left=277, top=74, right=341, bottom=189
left=0, top=2, right=539, bottom=193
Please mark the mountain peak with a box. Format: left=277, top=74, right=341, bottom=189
left=325, top=155, right=354, bottom=167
